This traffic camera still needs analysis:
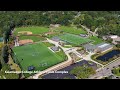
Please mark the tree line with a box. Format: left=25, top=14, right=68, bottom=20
left=0, top=11, right=120, bottom=37
left=0, top=21, right=15, bottom=70
left=73, top=11, right=120, bottom=36
left=0, top=11, right=78, bottom=29
left=0, top=11, right=120, bottom=78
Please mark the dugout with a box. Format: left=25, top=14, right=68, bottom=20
left=28, top=66, right=35, bottom=71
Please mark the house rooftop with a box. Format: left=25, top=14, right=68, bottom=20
left=51, top=37, right=60, bottom=42
left=84, top=43, right=113, bottom=52
left=51, top=46, right=59, bottom=51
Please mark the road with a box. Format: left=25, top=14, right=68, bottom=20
left=89, top=57, right=120, bottom=79
left=82, top=52, right=104, bottom=68
left=81, top=25, right=98, bottom=36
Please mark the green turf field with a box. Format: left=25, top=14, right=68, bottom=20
left=89, top=36, right=104, bottom=45
left=59, top=33, right=92, bottom=46
left=19, top=36, right=45, bottom=42
left=42, top=42, right=54, bottom=47
left=14, top=26, right=49, bottom=35
left=57, top=26, right=87, bottom=35
left=13, top=42, right=64, bottom=71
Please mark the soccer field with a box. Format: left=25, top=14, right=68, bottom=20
left=13, top=42, right=64, bottom=71
left=59, top=33, right=92, bottom=46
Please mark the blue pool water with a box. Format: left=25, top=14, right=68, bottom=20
left=96, top=50, right=120, bottom=62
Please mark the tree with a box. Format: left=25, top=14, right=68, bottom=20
left=70, top=65, right=96, bottom=79
left=2, top=45, right=9, bottom=63
left=9, top=21, right=15, bottom=30
left=3, top=25, right=11, bottom=44
left=116, top=44, right=120, bottom=48
left=111, top=69, right=118, bottom=74
left=0, top=64, right=19, bottom=79
left=0, top=62, right=2, bottom=70
left=107, top=38, right=113, bottom=43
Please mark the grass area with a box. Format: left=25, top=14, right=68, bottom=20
left=14, top=26, right=49, bottom=35
left=19, top=36, right=45, bottom=42
left=63, top=45, right=72, bottom=48
left=13, top=42, right=64, bottom=72
left=0, top=43, right=4, bottom=48
left=112, top=67, right=120, bottom=76
left=46, top=32, right=61, bottom=38
left=42, top=42, right=54, bottom=47
left=59, top=33, right=92, bottom=46
left=55, top=48, right=67, bottom=61
left=89, top=36, right=104, bottom=45
left=0, top=64, right=19, bottom=79
left=8, top=55, right=21, bottom=71
left=57, top=26, right=87, bottom=35
left=70, top=66, right=96, bottom=79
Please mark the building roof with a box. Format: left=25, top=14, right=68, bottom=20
left=51, top=37, right=60, bottom=42
left=99, top=45, right=113, bottom=52
left=51, top=46, right=59, bottom=51
left=79, top=34, right=87, bottom=37
left=42, top=60, right=98, bottom=79
left=84, top=43, right=113, bottom=52
left=83, top=44, right=96, bottom=51
left=109, top=35, right=118, bottom=39
left=96, top=43, right=113, bottom=52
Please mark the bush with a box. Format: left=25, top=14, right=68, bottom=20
left=0, top=64, right=19, bottom=79
left=0, top=62, right=2, bottom=70
left=112, top=69, right=118, bottom=74
left=2, top=45, right=9, bottom=63
left=70, top=66, right=96, bottom=79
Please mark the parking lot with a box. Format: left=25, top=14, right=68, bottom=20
left=42, top=60, right=98, bottom=79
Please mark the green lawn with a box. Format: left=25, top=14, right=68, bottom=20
left=55, top=49, right=67, bottom=61
left=14, top=26, right=49, bottom=35
left=89, top=36, right=104, bottom=45
left=59, top=33, right=92, bottom=46
left=19, top=36, right=45, bottom=42
left=112, top=67, right=120, bottom=76
left=42, top=42, right=54, bottom=47
left=13, top=42, right=64, bottom=71
left=57, top=26, right=87, bottom=35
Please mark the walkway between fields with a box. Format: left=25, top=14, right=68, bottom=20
left=82, top=52, right=104, bottom=68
